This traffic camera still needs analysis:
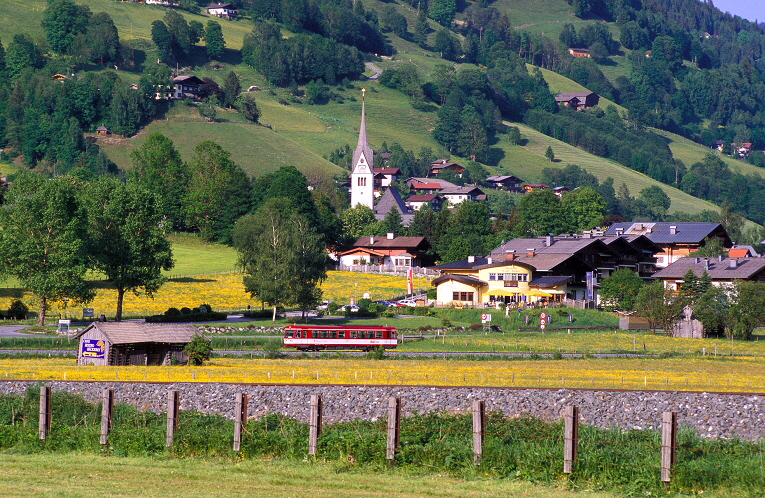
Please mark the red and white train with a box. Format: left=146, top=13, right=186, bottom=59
left=283, top=324, right=398, bottom=351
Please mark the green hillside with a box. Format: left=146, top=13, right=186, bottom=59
left=1, top=0, right=252, bottom=50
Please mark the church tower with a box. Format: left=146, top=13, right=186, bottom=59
left=350, top=89, right=375, bottom=210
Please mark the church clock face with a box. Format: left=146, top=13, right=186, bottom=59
left=358, top=165, right=367, bottom=172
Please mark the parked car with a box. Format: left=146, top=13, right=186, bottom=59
left=316, top=300, right=332, bottom=311
left=340, top=304, right=360, bottom=312
left=375, top=300, right=396, bottom=307
left=397, top=299, right=418, bottom=307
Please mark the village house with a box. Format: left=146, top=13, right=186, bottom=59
left=96, top=125, right=109, bottom=135
left=173, top=75, right=204, bottom=100
left=555, top=92, right=600, bottom=110
left=431, top=233, right=660, bottom=307
left=429, top=159, right=464, bottom=177
left=205, top=3, right=237, bottom=18
left=338, top=233, right=431, bottom=268
left=405, top=177, right=458, bottom=194
left=568, top=47, right=591, bottom=58
left=653, top=255, right=765, bottom=291
left=406, top=194, right=443, bottom=212
left=485, top=175, right=524, bottom=192
left=731, top=142, right=752, bottom=158
left=522, top=183, right=549, bottom=193
left=373, top=167, right=399, bottom=189
left=439, top=186, right=486, bottom=205
left=604, top=222, right=732, bottom=268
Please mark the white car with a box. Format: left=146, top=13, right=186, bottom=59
left=340, top=304, right=360, bottom=312
left=398, top=299, right=418, bottom=307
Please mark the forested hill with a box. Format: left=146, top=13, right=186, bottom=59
left=3, top=0, right=765, bottom=242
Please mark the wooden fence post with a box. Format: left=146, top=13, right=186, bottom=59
left=233, top=392, right=249, bottom=452
left=472, top=400, right=485, bottom=465
left=166, top=390, right=180, bottom=447
left=661, top=411, right=677, bottom=484
left=100, top=388, right=114, bottom=446
left=38, top=386, right=51, bottom=440
left=308, top=394, right=322, bottom=456
left=386, top=397, right=401, bottom=466
left=563, top=405, right=579, bottom=474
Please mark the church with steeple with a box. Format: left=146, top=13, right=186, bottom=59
left=350, top=89, right=375, bottom=210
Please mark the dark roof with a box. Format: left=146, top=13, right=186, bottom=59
left=485, top=175, right=523, bottom=183
left=374, top=188, right=413, bottom=225
left=555, top=91, right=596, bottom=102
left=407, top=194, right=440, bottom=202
left=432, top=253, right=589, bottom=273
left=96, top=125, right=108, bottom=131
left=374, top=168, right=400, bottom=175
left=72, top=323, right=200, bottom=345
left=173, top=75, right=204, bottom=85
left=440, top=186, right=485, bottom=196
left=431, top=274, right=487, bottom=287
left=604, top=222, right=732, bottom=246
left=652, top=257, right=765, bottom=280
left=354, top=235, right=428, bottom=250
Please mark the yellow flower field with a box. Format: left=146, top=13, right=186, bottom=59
left=2, top=357, right=764, bottom=393
left=0, top=271, right=411, bottom=318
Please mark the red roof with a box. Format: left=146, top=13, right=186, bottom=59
left=411, top=182, right=442, bottom=190
left=407, top=194, right=438, bottom=202
left=728, top=248, right=750, bottom=258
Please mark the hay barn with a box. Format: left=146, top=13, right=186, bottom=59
left=73, top=323, right=201, bottom=366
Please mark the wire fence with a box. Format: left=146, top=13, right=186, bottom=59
left=28, top=387, right=765, bottom=493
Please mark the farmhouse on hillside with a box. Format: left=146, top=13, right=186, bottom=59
left=172, top=75, right=204, bottom=100
left=205, top=3, right=237, bottom=18
left=555, top=91, right=600, bottom=110
left=73, top=322, right=201, bottom=366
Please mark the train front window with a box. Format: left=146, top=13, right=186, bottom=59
left=392, top=331, right=397, bottom=339
left=286, top=330, right=294, bottom=338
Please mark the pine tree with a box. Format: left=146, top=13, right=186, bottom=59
left=205, top=20, right=225, bottom=59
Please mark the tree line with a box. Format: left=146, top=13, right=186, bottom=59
left=600, top=267, right=765, bottom=340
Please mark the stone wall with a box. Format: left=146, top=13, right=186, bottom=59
left=1, top=381, right=763, bottom=440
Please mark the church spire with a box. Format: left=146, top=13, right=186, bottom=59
left=352, top=88, right=373, bottom=171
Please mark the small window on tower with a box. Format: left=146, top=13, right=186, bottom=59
left=358, top=177, right=366, bottom=186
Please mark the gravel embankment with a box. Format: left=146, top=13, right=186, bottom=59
left=1, top=381, right=763, bottom=440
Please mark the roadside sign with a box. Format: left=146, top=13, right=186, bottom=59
left=481, top=313, right=491, bottom=323
left=83, top=308, right=94, bottom=318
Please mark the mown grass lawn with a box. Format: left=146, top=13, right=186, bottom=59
left=0, top=453, right=600, bottom=498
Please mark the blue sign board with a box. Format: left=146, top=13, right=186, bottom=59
left=585, top=271, right=594, bottom=300
left=81, top=338, right=105, bottom=359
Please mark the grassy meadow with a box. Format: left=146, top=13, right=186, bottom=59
left=0, top=453, right=593, bottom=498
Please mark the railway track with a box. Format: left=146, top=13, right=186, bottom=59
left=0, top=349, right=672, bottom=359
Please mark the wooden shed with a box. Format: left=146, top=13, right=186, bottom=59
left=73, top=323, right=201, bottom=366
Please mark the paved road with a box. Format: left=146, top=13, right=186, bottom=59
left=0, top=325, right=31, bottom=337
left=365, top=62, right=382, bottom=80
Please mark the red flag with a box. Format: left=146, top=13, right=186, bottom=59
left=407, top=268, right=413, bottom=294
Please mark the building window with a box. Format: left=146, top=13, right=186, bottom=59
left=357, top=177, right=366, bottom=187
left=453, top=292, right=474, bottom=301
left=394, top=258, right=411, bottom=266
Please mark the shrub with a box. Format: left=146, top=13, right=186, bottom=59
left=180, top=307, right=192, bottom=315
left=198, top=304, right=212, bottom=313
left=261, top=339, right=284, bottom=359
left=7, top=300, right=28, bottom=320
left=183, top=334, right=213, bottom=365
left=366, top=346, right=386, bottom=360
left=165, top=307, right=181, bottom=316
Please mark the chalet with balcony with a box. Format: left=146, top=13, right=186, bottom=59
left=555, top=92, right=600, bottom=110
left=485, top=175, right=524, bottom=192
left=604, top=222, right=732, bottom=268
left=338, top=233, right=431, bottom=268
left=429, top=159, right=464, bottom=177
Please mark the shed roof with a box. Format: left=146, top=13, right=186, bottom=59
left=72, top=323, right=200, bottom=345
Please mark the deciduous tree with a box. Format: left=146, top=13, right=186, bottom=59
left=205, top=20, right=225, bottom=59
left=599, top=268, right=643, bottom=311
left=42, top=0, right=90, bottom=54
left=82, top=178, right=174, bottom=321
left=0, top=174, right=93, bottom=326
